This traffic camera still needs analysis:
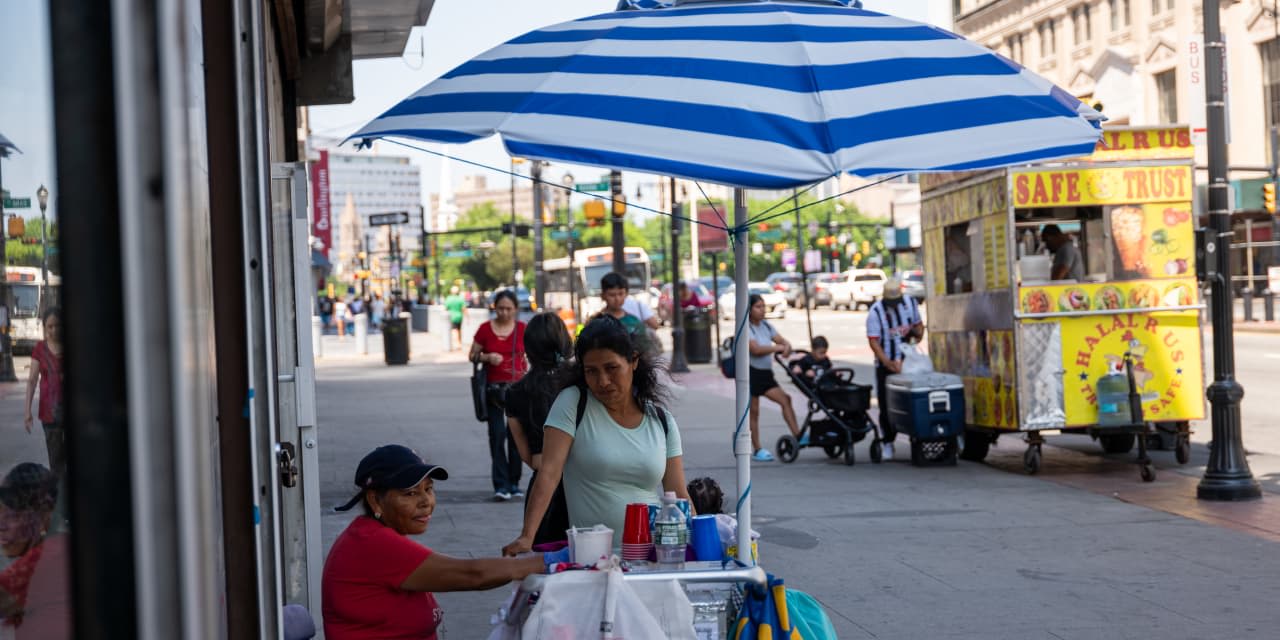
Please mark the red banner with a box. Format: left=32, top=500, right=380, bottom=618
left=697, top=204, right=729, bottom=252
left=310, top=149, right=332, bottom=253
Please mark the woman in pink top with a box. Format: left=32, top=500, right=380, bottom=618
left=23, top=309, right=64, bottom=476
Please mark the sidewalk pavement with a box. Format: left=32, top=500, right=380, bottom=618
left=315, top=329, right=1280, bottom=639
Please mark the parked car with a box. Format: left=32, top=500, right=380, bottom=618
left=718, top=282, right=786, bottom=320
left=829, top=268, right=887, bottom=310
left=901, top=269, right=927, bottom=301
left=658, top=280, right=716, bottom=324
left=765, top=271, right=807, bottom=308
left=699, top=275, right=734, bottom=296
left=805, top=272, right=843, bottom=308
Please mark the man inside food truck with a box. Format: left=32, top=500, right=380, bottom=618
left=1040, top=224, right=1084, bottom=282
left=866, top=278, right=924, bottom=461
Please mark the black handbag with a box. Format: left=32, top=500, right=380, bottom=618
left=470, top=361, right=488, bottom=422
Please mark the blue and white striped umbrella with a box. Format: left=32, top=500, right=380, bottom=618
left=353, top=0, right=1101, bottom=189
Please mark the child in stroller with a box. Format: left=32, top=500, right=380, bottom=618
left=775, top=346, right=882, bottom=466
left=790, top=336, right=833, bottom=385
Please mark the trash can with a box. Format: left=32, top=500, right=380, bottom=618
left=383, top=316, right=410, bottom=365
left=684, top=308, right=712, bottom=364
left=411, top=303, right=430, bottom=332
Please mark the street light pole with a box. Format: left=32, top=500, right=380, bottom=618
left=1197, top=0, right=1261, bottom=501
left=37, top=185, right=49, bottom=299
left=670, top=177, right=689, bottom=373
left=532, top=161, right=546, bottom=309
left=0, top=134, right=19, bottom=382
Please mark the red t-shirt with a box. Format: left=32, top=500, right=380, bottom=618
left=322, top=516, right=442, bottom=640
left=31, top=341, right=62, bottom=424
left=0, top=534, right=70, bottom=639
left=473, top=321, right=527, bottom=383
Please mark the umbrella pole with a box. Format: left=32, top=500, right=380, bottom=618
left=733, top=187, right=753, bottom=565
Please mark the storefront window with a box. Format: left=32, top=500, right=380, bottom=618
left=944, top=222, right=974, bottom=294
left=1, top=1, right=72, bottom=637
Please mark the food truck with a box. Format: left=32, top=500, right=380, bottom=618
left=919, top=126, right=1205, bottom=480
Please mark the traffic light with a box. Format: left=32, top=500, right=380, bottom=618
left=609, top=171, right=625, bottom=218
left=541, top=203, right=554, bottom=225
left=611, top=193, right=627, bottom=217
left=583, top=200, right=606, bottom=221
left=1264, top=182, right=1276, bottom=214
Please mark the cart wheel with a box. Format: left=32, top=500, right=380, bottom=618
left=959, top=429, right=991, bottom=462
left=1175, top=436, right=1191, bottom=465
left=844, top=443, right=856, bottom=466
left=776, top=435, right=799, bottom=463
left=1099, top=433, right=1136, bottom=454
left=1140, top=463, right=1156, bottom=482
left=1023, top=445, right=1042, bottom=475
left=869, top=439, right=883, bottom=464
left=822, top=444, right=844, bottom=459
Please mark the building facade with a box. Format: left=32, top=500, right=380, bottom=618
left=326, top=150, right=424, bottom=259
left=429, top=173, right=535, bottom=230
left=954, top=0, right=1280, bottom=196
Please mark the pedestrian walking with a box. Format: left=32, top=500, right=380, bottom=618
left=444, top=286, right=466, bottom=349
left=504, top=312, right=573, bottom=545
left=23, top=308, right=64, bottom=477
left=503, top=315, right=692, bottom=554
left=371, top=292, right=386, bottom=329
left=469, top=290, right=528, bottom=501
left=323, top=445, right=553, bottom=640
left=865, top=277, right=924, bottom=461
left=745, top=295, right=803, bottom=461
left=317, top=290, right=335, bottom=333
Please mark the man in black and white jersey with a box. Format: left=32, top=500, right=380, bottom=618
left=866, top=276, right=924, bottom=460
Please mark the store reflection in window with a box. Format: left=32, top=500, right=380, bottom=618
left=1, top=0, right=72, bottom=637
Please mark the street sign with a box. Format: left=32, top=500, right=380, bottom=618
left=2, top=198, right=31, bottom=209
left=574, top=181, right=610, bottom=192
left=368, top=211, right=409, bottom=226
left=757, top=229, right=782, bottom=241
left=444, top=250, right=473, bottom=258
left=550, top=229, right=581, bottom=240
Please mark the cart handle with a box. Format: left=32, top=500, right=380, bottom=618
left=503, top=565, right=767, bottom=625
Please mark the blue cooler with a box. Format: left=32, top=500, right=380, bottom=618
left=885, top=372, right=965, bottom=465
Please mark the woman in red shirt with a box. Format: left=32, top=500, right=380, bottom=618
left=322, top=445, right=553, bottom=640
left=23, top=309, right=63, bottom=477
left=469, top=290, right=527, bottom=501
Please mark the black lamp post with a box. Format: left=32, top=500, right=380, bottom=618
left=0, top=133, right=19, bottom=382
left=561, top=172, right=579, bottom=322
left=37, top=184, right=49, bottom=298
left=1197, top=0, right=1261, bottom=501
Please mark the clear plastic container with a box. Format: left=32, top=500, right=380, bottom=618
left=1096, top=363, right=1132, bottom=426
left=653, top=491, right=687, bottom=565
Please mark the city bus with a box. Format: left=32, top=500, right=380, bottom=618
left=5, top=266, right=60, bottom=353
left=543, top=246, right=652, bottom=319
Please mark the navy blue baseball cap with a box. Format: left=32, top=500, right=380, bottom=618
left=334, top=445, right=448, bottom=512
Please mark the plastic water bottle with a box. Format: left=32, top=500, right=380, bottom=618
left=654, top=491, right=687, bottom=565
left=1096, top=362, right=1132, bottom=427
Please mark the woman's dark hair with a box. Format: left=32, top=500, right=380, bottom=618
left=41, top=306, right=61, bottom=325
left=600, top=272, right=628, bottom=292
left=687, top=476, right=724, bottom=515
left=811, top=335, right=829, bottom=350
left=566, top=315, right=669, bottom=410
left=748, top=293, right=764, bottom=309
left=522, top=312, right=573, bottom=401
left=492, top=289, right=518, bottom=308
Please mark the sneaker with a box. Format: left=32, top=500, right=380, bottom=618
left=752, top=449, right=776, bottom=462
left=511, top=488, right=526, bottom=498
left=494, top=491, right=512, bottom=502
left=796, top=434, right=809, bottom=446
left=881, top=442, right=895, bottom=461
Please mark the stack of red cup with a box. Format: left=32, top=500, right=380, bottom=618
left=621, top=503, right=653, bottom=561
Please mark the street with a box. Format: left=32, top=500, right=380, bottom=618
left=310, top=315, right=1280, bottom=639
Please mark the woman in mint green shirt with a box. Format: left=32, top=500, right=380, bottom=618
left=503, top=316, right=692, bottom=553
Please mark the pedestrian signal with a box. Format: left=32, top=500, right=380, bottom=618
left=611, top=194, right=627, bottom=217
left=6, top=215, right=24, bottom=238
left=1264, top=182, right=1276, bottom=214
left=583, top=200, right=606, bottom=220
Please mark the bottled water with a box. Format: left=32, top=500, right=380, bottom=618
left=653, top=491, right=687, bottom=565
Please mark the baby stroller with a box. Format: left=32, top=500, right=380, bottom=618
left=774, top=351, right=882, bottom=465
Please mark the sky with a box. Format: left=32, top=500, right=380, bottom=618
left=310, top=0, right=951, bottom=220
left=0, top=0, right=950, bottom=226
left=0, top=0, right=57, bottom=222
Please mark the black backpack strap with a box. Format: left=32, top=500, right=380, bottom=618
left=575, top=385, right=590, bottom=428
left=646, top=401, right=669, bottom=436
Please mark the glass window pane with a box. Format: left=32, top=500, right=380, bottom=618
left=1, top=0, right=72, bottom=636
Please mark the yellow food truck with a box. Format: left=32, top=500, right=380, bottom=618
left=919, top=126, right=1204, bottom=481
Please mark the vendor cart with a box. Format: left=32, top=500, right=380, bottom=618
left=918, top=126, right=1206, bottom=481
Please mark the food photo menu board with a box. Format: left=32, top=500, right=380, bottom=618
left=1109, top=203, right=1194, bottom=280
left=1019, top=279, right=1197, bottom=315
